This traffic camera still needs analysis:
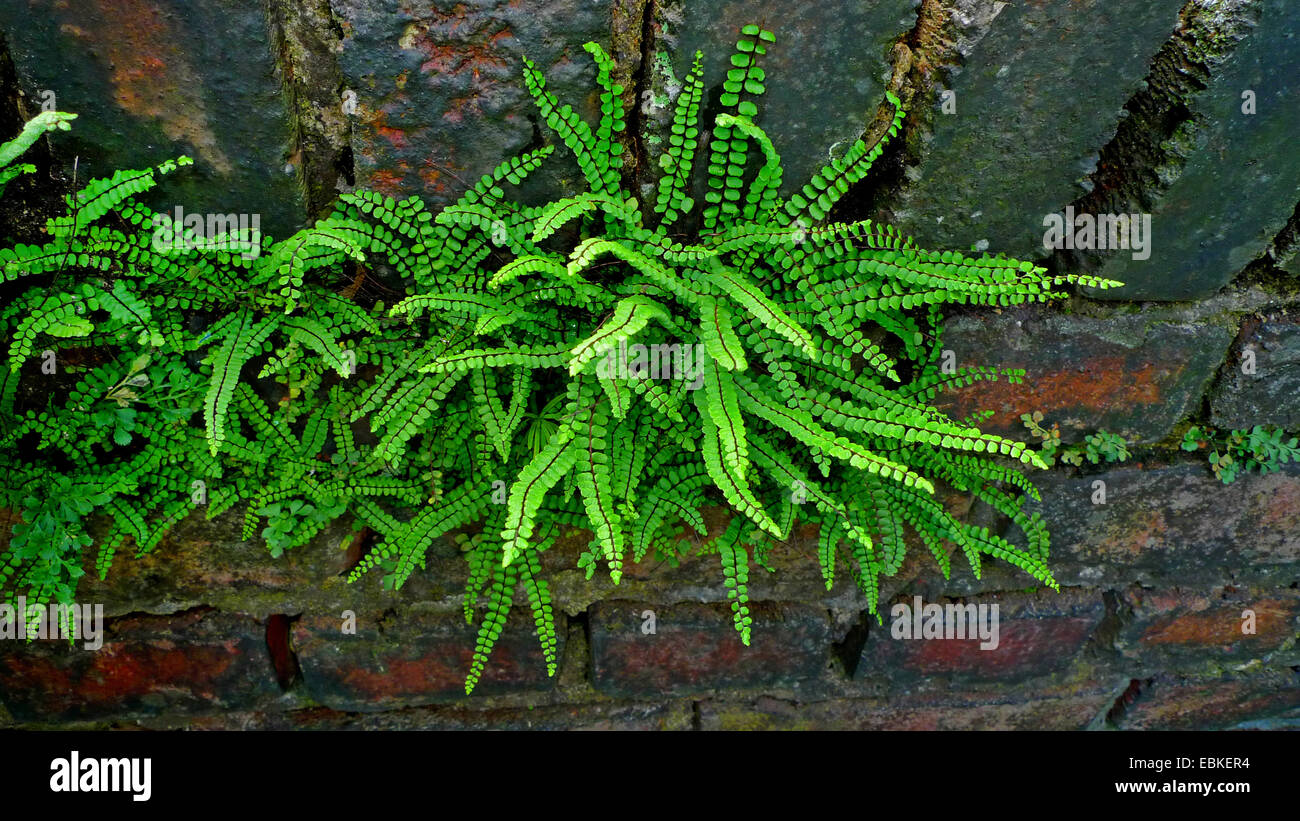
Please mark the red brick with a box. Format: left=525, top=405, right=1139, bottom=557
left=0, top=609, right=279, bottom=722
left=1117, top=587, right=1300, bottom=670
left=1013, top=463, right=1300, bottom=589
left=856, top=589, right=1106, bottom=684
left=589, top=601, right=830, bottom=697
left=1116, top=672, right=1300, bottom=730
left=933, top=310, right=1231, bottom=444
left=292, top=607, right=562, bottom=710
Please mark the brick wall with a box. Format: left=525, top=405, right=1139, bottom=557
left=1, top=0, right=1297, bottom=730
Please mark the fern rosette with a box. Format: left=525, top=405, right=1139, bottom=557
left=0, top=25, right=1119, bottom=693
left=349, top=26, right=1119, bottom=690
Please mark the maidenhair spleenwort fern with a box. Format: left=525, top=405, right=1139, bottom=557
left=0, top=25, right=1119, bottom=690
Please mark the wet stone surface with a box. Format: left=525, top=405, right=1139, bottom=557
left=0, top=0, right=308, bottom=239
left=885, top=0, right=1185, bottom=261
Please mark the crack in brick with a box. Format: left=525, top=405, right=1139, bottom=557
left=831, top=606, right=873, bottom=679
left=834, top=0, right=947, bottom=222
left=1047, top=0, right=1263, bottom=279
left=1102, top=677, right=1151, bottom=728
left=267, top=0, right=355, bottom=221
left=615, top=0, right=654, bottom=194
left=1238, top=197, right=1300, bottom=293
left=266, top=613, right=302, bottom=691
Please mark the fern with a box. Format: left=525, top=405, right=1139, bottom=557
left=0, top=111, right=75, bottom=196
left=0, top=26, right=1120, bottom=694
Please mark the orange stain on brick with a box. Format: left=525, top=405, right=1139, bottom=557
left=1258, top=477, right=1300, bottom=533
left=395, top=2, right=513, bottom=93
left=1140, top=599, right=1295, bottom=647
left=941, top=355, right=1175, bottom=432
left=364, top=108, right=409, bottom=150
left=52, top=0, right=232, bottom=174
left=2, top=643, right=237, bottom=713
left=1114, top=508, right=1168, bottom=555
left=366, top=167, right=409, bottom=197
left=338, top=655, right=463, bottom=700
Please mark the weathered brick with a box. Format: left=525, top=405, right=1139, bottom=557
left=0, top=609, right=280, bottom=722
left=886, top=0, right=1185, bottom=260
left=1084, top=0, right=1300, bottom=300
left=589, top=600, right=830, bottom=697
left=1282, top=240, right=1300, bottom=278
left=541, top=511, right=869, bottom=613
left=334, top=0, right=609, bottom=206
left=1008, top=462, right=1300, bottom=590
left=700, top=685, right=1116, bottom=731
left=855, top=588, right=1106, bottom=685
left=292, top=606, right=563, bottom=710
left=76, top=509, right=466, bottom=620
left=933, top=307, right=1233, bottom=444
left=0, top=0, right=308, bottom=237
left=268, top=0, right=354, bottom=219
left=1210, top=314, right=1300, bottom=430
left=1115, top=671, right=1300, bottom=730
left=13, top=699, right=695, bottom=730
left=1116, top=586, right=1300, bottom=671
left=280, top=699, right=693, bottom=730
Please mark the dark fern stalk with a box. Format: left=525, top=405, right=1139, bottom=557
left=0, top=24, right=1118, bottom=690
